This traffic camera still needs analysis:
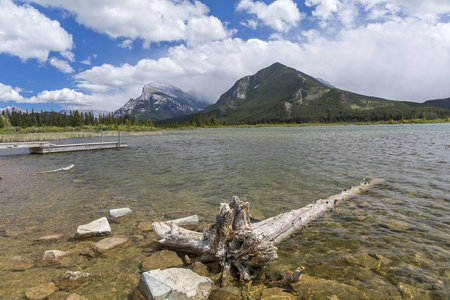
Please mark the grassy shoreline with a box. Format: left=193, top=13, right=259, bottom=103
left=1, top=119, right=449, bottom=142
left=0, top=125, right=161, bottom=142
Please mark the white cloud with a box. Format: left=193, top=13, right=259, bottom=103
left=0, top=0, right=73, bottom=61
left=81, top=58, right=91, bottom=65
left=26, top=88, right=93, bottom=106
left=71, top=15, right=450, bottom=111
left=241, top=19, right=259, bottom=30
left=298, top=19, right=450, bottom=101
left=118, top=39, right=134, bottom=50
left=0, top=83, right=25, bottom=101
left=27, top=0, right=232, bottom=44
left=236, top=0, right=303, bottom=32
left=305, top=0, right=450, bottom=28
left=49, top=57, right=75, bottom=74
left=305, top=0, right=341, bottom=20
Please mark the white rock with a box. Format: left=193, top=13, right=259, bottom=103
left=75, top=217, right=111, bottom=239
left=109, top=207, right=132, bottom=218
left=43, top=250, right=71, bottom=261
left=138, top=268, right=213, bottom=300
left=165, top=215, right=199, bottom=226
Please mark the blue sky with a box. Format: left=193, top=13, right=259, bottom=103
left=1, top=0, right=450, bottom=112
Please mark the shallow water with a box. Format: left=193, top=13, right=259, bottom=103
left=0, top=124, right=449, bottom=299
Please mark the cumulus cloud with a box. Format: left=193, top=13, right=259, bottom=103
left=0, top=83, right=25, bottom=101
left=71, top=14, right=450, bottom=110
left=305, top=0, right=341, bottom=20
left=25, top=88, right=93, bottom=106
left=26, top=0, right=232, bottom=44
left=298, top=19, right=450, bottom=101
left=0, top=0, right=73, bottom=61
left=305, top=0, right=450, bottom=27
left=236, top=0, right=303, bottom=32
left=49, top=57, right=75, bottom=74
left=118, top=39, right=134, bottom=50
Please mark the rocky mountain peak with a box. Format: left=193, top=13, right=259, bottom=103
left=114, top=82, right=207, bottom=122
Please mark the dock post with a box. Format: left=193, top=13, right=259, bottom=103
left=118, top=130, right=121, bottom=147
left=101, top=130, right=104, bottom=143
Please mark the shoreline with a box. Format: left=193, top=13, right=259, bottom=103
left=0, top=119, right=449, bottom=142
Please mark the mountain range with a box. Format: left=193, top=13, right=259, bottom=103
left=114, top=63, right=448, bottom=124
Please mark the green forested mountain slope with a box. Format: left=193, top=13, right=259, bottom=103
left=201, top=63, right=449, bottom=123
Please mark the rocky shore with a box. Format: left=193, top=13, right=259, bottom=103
left=0, top=206, right=446, bottom=300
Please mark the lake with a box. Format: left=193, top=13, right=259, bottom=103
left=0, top=124, right=449, bottom=299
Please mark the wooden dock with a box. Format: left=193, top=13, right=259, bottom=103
left=29, top=142, right=127, bottom=154
left=0, top=142, right=54, bottom=149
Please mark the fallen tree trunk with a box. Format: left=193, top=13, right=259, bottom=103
left=152, top=179, right=382, bottom=280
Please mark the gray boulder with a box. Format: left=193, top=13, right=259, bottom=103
left=74, top=217, right=111, bottom=239
left=138, top=268, right=213, bottom=300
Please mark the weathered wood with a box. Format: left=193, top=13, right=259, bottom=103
left=0, top=142, right=53, bottom=149
left=152, top=179, right=382, bottom=281
left=29, top=142, right=127, bottom=154
left=40, top=164, right=74, bottom=174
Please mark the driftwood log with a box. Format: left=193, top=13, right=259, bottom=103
left=40, top=164, right=74, bottom=174
left=152, top=179, right=382, bottom=280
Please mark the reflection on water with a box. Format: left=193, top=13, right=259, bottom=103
left=0, top=124, right=449, bottom=299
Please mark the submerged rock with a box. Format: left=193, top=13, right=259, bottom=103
left=89, top=236, right=129, bottom=256
left=209, top=287, right=241, bottom=300
left=291, top=274, right=366, bottom=299
left=43, top=250, right=71, bottom=261
left=109, top=207, right=132, bottom=218
left=54, top=271, right=94, bottom=291
left=25, top=282, right=58, bottom=300
left=260, top=287, right=295, bottom=300
left=138, top=268, right=213, bottom=300
left=380, top=220, right=414, bottom=231
left=35, top=234, right=65, bottom=243
left=165, top=215, right=199, bottom=226
left=141, top=250, right=184, bottom=271
left=0, top=256, right=33, bottom=271
left=66, top=294, right=88, bottom=300
left=74, top=217, right=111, bottom=239
left=188, top=261, right=209, bottom=277
left=134, top=222, right=153, bottom=234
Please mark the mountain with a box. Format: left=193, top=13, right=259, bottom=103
left=420, top=98, right=450, bottom=110
left=59, top=109, right=111, bottom=118
left=114, top=82, right=208, bottom=121
left=201, top=63, right=449, bottom=123
left=0, top=106, right=27, bottom=113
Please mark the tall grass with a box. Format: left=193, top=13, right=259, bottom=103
left=0, top=132, right=99, bottom=142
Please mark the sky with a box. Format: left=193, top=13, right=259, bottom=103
left=1, top=0, right=450, bottom=113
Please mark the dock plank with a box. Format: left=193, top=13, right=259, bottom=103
left=29, top=142, right=127, bottom=154
left=0, top=142, right=53, bottom=149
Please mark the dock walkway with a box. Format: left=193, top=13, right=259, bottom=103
left=0, top=142, right=53, bottom=149
left=29, top=142, right=127, bottom=154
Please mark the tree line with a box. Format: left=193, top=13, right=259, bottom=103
left=0, top=109, right=155, bottom=129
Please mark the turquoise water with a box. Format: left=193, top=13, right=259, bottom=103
left=0, top=124, right=449, bottom=299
